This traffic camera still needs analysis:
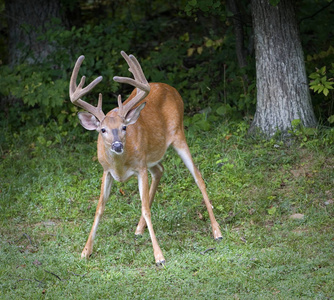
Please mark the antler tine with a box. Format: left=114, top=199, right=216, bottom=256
left=113, top=51, right=150, bottom=92
left=113, top=51, right=150, bottom=117
left=69, top=55, right=105, bottom=122
left=131, top=55, right=149, bottom=84
left=123, top=51, right=149, bottom=86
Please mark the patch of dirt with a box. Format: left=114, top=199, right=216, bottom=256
left=289, top=149, right=315, bottom=178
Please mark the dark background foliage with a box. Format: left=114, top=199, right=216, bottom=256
left=0, top=0, right=333, bottom=132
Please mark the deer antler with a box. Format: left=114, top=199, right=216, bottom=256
left=113, top=51, right=151, bottom=117
left=69, top=55, right=105, bottom=122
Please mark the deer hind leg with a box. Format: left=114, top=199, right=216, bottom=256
left=138, top=167, right=165, bottom=265
left=172, top=135, right=223, bottom=240
left=135, top=163, right=164, bottom=235
left=81, top=171, right=113, bottom=258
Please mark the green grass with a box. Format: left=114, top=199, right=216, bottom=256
left=1, top=121, right=333, bottom=299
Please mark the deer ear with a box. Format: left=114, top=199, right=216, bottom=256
left=78, top=112, right=100, bottom=131
left=124, top=102, right=146, bottom=125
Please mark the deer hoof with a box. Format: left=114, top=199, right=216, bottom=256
left=134, top=233, right=143, bottom=239
left=81, top=248, right=92, bottom=259
left=215, top=236, right=223, bottom=242
left=156, top=259, right=166, bottom=266
left=135, top=227, right=145, bottom=236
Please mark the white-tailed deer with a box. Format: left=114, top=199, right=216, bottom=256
left=69, top=51, right=222, bottom=265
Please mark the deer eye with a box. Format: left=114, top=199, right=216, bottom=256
left=101, top=128, right=106, bottom=133
left=122, top=126, right=127, bottom=131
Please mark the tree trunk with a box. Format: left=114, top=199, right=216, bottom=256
left=249, top=0, right=317, bottom=137
left=5, top=0, right=65, bottom=65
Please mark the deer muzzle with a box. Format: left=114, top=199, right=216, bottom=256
left=112, top=141, right=124, bottom=154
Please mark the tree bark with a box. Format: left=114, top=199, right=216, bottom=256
left=249, top=0, right=317, bottom=137
left=5, top=0, right=65, bottom=65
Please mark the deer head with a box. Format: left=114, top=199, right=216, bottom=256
left=69, top=51, right=150, bottom=154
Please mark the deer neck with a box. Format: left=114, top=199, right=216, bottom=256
left=99, top=143, right=139, bottom=182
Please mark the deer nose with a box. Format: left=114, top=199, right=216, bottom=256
left=112, top=141, right=123, bottom=154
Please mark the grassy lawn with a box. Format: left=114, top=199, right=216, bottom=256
left=1, top=120, right=333, bottom=299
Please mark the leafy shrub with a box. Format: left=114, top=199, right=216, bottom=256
left=0, top=2, right=257, bottom=132
left=309, top=65, right=334, bottom=97
left=289, top=119, right=334, bottom=148
left=306, top=44, right=334, bottom=124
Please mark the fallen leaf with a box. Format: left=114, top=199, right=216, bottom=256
left=119, top=189, right=125, bottom=196
left=225, top=134, right=232, bottom=140
left=268, top=206, right=277, bottom=215
left=33, top=259, right=42, bottom=266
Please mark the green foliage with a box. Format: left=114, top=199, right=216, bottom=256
left=0, top=18, right=134, bottom=128
left=0, top=1, right=257, bottom=130
left=184, top=0, right=223, bottom=17
left=289, top=119, right=334, bottom=147
left=309, top=65, right=334, bottom=97
left=302, top=0, right=334, bottom=123
left=308, top=62, right=334, bottom=125
left=0, top=63, right=68, bottom=111
left=0, top=0, right=333, bottom=131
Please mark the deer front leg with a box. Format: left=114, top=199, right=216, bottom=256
left=135, top=163, right=164, bottom=235
left=138, top=168, right=165, bottom=265
left=81, top=171, right=113, bottom=258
